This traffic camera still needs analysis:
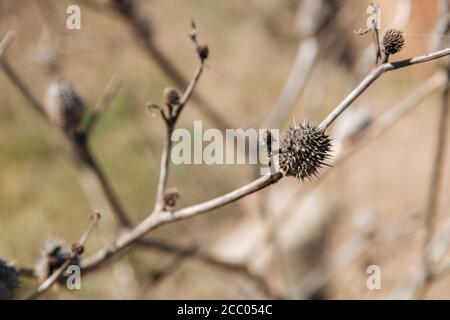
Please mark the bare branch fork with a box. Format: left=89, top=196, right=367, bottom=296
left=148, top=20, right=209, bottom=212
left=81, top=0, right=231, bottom=129
left=0, top=31, right=273, bottom=295
left=355, top=3, right=382, bottom=65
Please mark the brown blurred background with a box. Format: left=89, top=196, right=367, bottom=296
left=0, top=0, right=449, bottom=299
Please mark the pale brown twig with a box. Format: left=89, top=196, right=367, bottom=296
left=0, top=31, right=14, bottom=58
left=82, top=74, right=123, bottom=135
left=319, top=47, right=450, bottom=130
left=80, top=0, right=230, bottom=129
left=153, top=20, right=207, bottom=212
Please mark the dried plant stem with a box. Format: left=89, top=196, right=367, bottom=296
left=0, top=31, right=276, bottom=295
left=0, top=31, right=14, bottom=57
left=154, top=29, right=206, bottom=211
left=251, top=71, right=445, bottom=256
left=95, top=0, right=231, bottom=129
left=142, top=42, right=230, bottom=128
left=3, top=26, right=450, bottom=299
left=155, top=130, right=173, bottom=211
left=80, top=48, right=450, bottom=276
left=370, top=4, right=382, bottom=65
left=423, top=76, right=450, bottom=251
left=415, top=74, right=450, bottom=299
left=413, top=0, right=450, bottom=299
left=75, top=141, right=132, bottom=227
left=0, top=59, right=47, bottom=117
left=319, top=48, right=450, bottom=130
left=26, top=213, right=101, bottom=300
left=81, top=171, right=283, bottom=271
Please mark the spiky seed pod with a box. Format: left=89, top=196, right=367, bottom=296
left=279, top=120, right=332, bottom=181
left=45, top=79, right=86, bottom=133
left=163, top=87, right=180, bottom=106
left=35, top=239, right=79, bottom=285
left=0, top=258, right=19, bottom=300
left=381, top=29, right=405, bottom=55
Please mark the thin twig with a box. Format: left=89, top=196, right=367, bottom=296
left=423, top=74, right=450, bottom=256
left=369, top=4, right=382, bottom=65
left=81, top=171, right=283, bottom=271
left=390, top=1, right=450, bottom=299
left=249, top=71, right=445, bottom=260
left=319, top=47, right=450, bottom=131
left=0, top=59, right=47, bottom=117
left=0, top=53, right=132, bottom=227
left=154, top=21, right=207, bottom=211
left=0, top=31, right=14, bottom=58
left=86, top=0, right=231, bottom=129
left=26, top=213, right=101, bottom=300
left=1, top=27, right=278, bottom=296
left=83, top=74, right=123, bottom=135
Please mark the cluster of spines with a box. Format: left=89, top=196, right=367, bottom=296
left=278, top=120, right=332, bottom=181
left=381, top=29, right=405, bottom=56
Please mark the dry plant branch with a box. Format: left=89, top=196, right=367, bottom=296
left=387, top=0, right=450, bottom=299
left=0, top=31, right=14, bottom=58
left=26, top=213, right=101, bottom=300
left=249, top=69, right=445, bottom=262
left=416, top=76, right=450, bottom=299
left=0, top=30, right=275, bottom=297
left=82, top=74, right=123, bottom=135
left=423, top=73, right=450, bottom=256
left=79, top=0, right=230, bottom=129
left=0, top=59, right=47, bottom=117
left=0, top=39, right=131, bottom=227
left=80, top=47, right=450, bottom=277
left=414, top=0, right=450, bottom=299
left=152, top=20, right=208, bottom=212
left=319, top=47, right=450, bottom=130
left=81, top=171, right=284, bottom=271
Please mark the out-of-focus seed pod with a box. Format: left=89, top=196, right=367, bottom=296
left=0, top=258, right=19, bottom=300
left=45, top=79, right=86, bottom=133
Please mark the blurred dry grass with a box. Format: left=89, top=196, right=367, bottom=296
left=0, top=0, right=449, bottom=299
